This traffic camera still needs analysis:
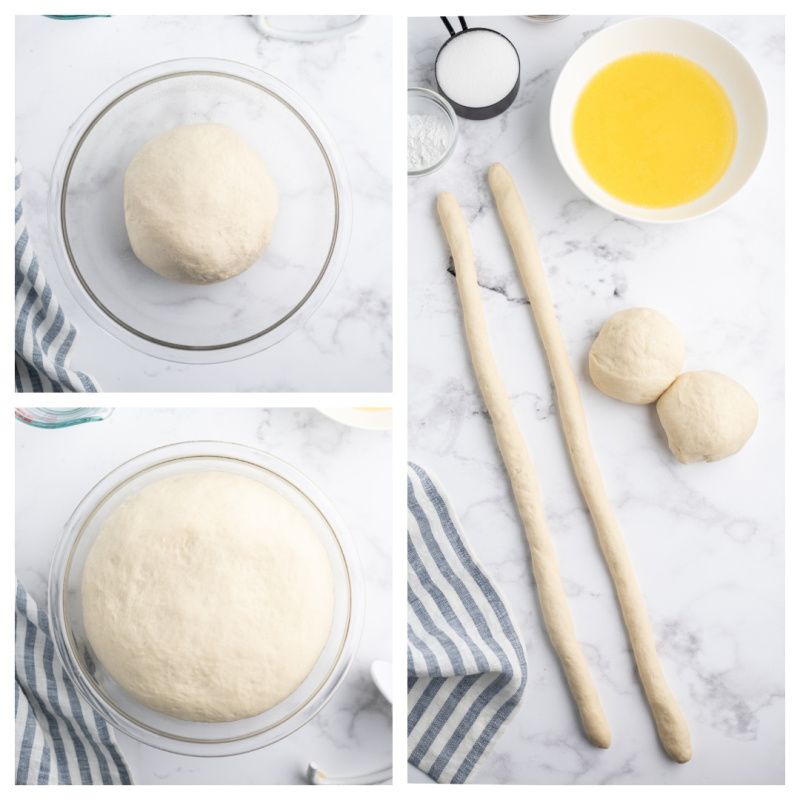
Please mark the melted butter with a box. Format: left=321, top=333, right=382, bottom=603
left=573, top=51, right=737, bottom=208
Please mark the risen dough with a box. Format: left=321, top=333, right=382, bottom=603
left=81, top=471, right=334, bottom=722
left=124, top=123, right=279, bottom=285
left=589, top=308, right=685, bottom=404
left=656, top=370, right=758, bottom=464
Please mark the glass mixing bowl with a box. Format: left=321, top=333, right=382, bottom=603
left=48, top=58, right=352, bottom=364
left=15, top=407, right=113, bottom=428
left=47, top=441, right=364, bottom=756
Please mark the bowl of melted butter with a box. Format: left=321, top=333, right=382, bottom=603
left=550, top=17, right=767, bottom=222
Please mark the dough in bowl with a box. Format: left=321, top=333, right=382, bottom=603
left=81, top=471, right=334, bottom=722
left=656, top=370, right=758, bottom=464
left=124, top=123, right=280, bottom=285
left=589, top=308, right=685, bottom=404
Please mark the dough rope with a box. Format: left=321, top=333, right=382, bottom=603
left=488, top=162, right=692, bottom=763
left=437, top=191, right=612, bottom=749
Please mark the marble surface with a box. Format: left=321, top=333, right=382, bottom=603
left=15, top=15, right=392, bottom=392
left=408, top=15, right=784, bottom=785
left=15, top=407, right=392, bottom=784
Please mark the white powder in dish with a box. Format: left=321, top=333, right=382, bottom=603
left=436, top=30, right=519, bottom=108
left=408, top=113, right=450, bottom=171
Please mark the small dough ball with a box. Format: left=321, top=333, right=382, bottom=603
left=124, top=123, right=279, bottom=285
left=589, top=308, right=685, bottom=404
left=656, top=370, right=758, bottom=464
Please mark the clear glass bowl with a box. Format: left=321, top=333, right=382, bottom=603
left=252, top=15, right=366, bottom=41
left=15, top=407, right=113, bottom=428
left=407, top=88, right=458, bottom=177
left=520, top=15, right=568, bottom=23
left=48, top=58, right=352, bottom=364
left=47, top=441, right=364, bottom=756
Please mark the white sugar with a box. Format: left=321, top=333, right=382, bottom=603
left=436, top=30, right=519, bottom=108
left=408, top=113, right=450, bottom=171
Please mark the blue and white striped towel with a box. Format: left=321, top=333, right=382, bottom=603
left=15, top=160, right=100, bottom=392
left=407, top=463, right=528, bottom=784
left=15, top=580, right=132, bottom=785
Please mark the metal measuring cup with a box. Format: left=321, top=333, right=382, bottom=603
left=434, top=16, right=521, bottom=120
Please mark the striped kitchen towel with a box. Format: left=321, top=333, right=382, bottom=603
left=407, top=462, right=528, bottom=784
left=15, top=159, right=100, bottom=392
left=15, top=580, right=132, bottom=785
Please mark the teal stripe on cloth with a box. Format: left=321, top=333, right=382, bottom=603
left=407, top=463, right=528, bottom=784
left=15, top=580, right=131, bottom=784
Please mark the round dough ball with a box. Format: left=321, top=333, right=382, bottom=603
left=81, top=471, right=334, bottom=722
left=589, top=308, right=685, bottom=404
left=124, top=123, right=279, bottom=285
left=656, top=371, right=758, bottom=464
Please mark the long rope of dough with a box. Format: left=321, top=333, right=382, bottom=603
left=488, top=162, right=692, bottom=764
left=437, top=191, right=611, bottom=749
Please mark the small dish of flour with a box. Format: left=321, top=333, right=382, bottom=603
left=408, top=113, right=450, bottom=171
left=407, top=88, right=458, bottom=175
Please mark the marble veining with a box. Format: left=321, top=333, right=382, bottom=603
left=408, top=15, right=784, bottom=785
left=15, top=408, right=392, bottom=784
left=15, top=15, right=392, bottom=391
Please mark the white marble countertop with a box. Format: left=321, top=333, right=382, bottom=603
left=15, top=407, right=392, bottom=784
left=408, top=15, right=784, bottom=785
left=15, top=15, right=392, bottom=392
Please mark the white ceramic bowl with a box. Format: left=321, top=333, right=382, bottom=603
left=550, top=17, right=768, bottom=223
left=317, top=407, right=392, bottom=430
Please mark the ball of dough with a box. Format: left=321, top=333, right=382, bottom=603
left=589, top=308, right=685, bottom=404
left=124, top=123, right=279, bottom=285
left=656, top=371, right=758, bottom=464
left=81, top=471, right=334, bottom=722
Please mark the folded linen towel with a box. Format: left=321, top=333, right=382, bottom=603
left=15, top=160, right=100, bottom=392
left=407, top=462, right=528, bottom=784
left=15, top=580, right=131, bottom=784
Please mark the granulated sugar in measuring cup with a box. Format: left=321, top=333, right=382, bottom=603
left=435, top=17, right=521, bottom=120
